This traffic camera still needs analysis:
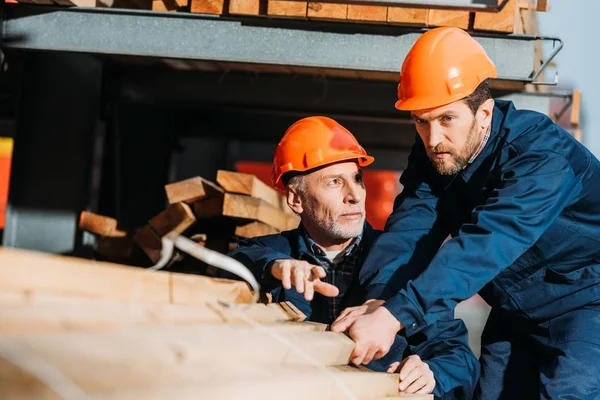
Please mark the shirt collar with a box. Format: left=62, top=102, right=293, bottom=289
left=302, top=228, right=363, bottom=259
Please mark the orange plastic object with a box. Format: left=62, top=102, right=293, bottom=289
left=396, top=27, right=497, bottom=111
left=0, top=138, right=13, bottom=230
left=271, top=117, right=374, bottom=190
left=236, top=161, right=402, bottom=231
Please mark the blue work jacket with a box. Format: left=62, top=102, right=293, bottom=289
left=228, top=223, right=480, bottom=399
left=360, top=99, right=600, bottom=338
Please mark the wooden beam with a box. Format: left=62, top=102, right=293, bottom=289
left=132, top=225, right=163, bottom=264
left=0, top=363, right=400, bottom=400
left=148, top=202, right=196, bottom=237
left=217, top=170, right=284, bottom=209
left=235, top=221, right=279, bottom=239
left=170, top=272, right=254, bottom=305
left=473, top=0, right=517, bottom=33
left=223, top=193, right=299, bottom=232
left=307, top=2, right=347, bottom=20
left=0, top=248, right=170, bottom=302
left=229, top=0, right=263, bottom=16
left=267, top=0, right=307, bottom=17
left=190, top=0, right=225, bottom=13
left=164, top=176, right=224, bottom=205
left=79, top=211, right=127, bottom=238
left=0, top=296, right=312, bottom=334
left=427, top=9, right=470, bottom=29
left=387, top=7, right=427, bottom=25
left=347, top=5, right=387, bottom=22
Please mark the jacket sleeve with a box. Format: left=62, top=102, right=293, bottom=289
left=359, top=139, right=449, bottom=298
left=376, top=150, right=580, bottom=336
left=226, top=235, right=295, bottom=287
left=410, top=317, right=480, bottom=399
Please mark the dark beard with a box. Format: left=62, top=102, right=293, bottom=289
left=428, top=120, right=480, bottom=176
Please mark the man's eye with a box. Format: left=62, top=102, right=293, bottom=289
left=415, top=118, right=427, bottom=124
left=355, top=174, right=364, bottom=184
left=329, top=179, right=341, bottom=185
left=441, top=115, right=454, bottom=123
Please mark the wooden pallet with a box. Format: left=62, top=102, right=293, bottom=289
left=0, top=247, right=432, bottom=400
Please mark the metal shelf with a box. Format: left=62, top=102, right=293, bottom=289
left=2, top=3, right=561, bottom=84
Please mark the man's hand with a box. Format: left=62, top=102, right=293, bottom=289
left=330, top=304, right=402, bottom=365
left=270, top=259, right=339, bottom=301
left=387, top=355, right=435, bottom=395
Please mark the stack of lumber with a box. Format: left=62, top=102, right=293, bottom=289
left=80, top=170, right=299, bottom=273
left=0, top=247, right=431, bottom=400
left=17, top=0, right=549, bottom=35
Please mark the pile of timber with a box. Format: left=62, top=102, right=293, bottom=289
left=0, top=246, right=432, bottom=400
left=15, top=0, right=548, bottom=35
left=80, top=170, right=299, bottom=273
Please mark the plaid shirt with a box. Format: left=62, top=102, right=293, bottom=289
left=303, top=230, right=363, bottom=323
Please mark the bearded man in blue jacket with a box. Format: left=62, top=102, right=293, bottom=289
left=330, top=27, right=600, bottom=399
left=227, top=115, right=480, bottom=399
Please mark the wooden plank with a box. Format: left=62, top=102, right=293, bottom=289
left=0, top=362, right=400, bottom=400
left=229, top=0, right=263, bottom=15
left=387, top=7, right=427, bottom=25
left=347, top=5, right=387, bottom=22
left=0, top=248, right=170, bottom=302
left=190, top=0, right=225, bottom=13
left=79, top=211, right=127, bottom=237
left=536, top=0, right=548, bottom=11
left=170, top=272, right=254, bottom=304
left=132, top=225, right=163, bottom=264
left=267, top=0, right=307, bottom=17
left=235, top=221, right=279, bottom=238
left=570, top=89, right=581, bottom=127
left=217, top=170, right=283, bottom=209
left=307, top=2, right=347, bottom=20
left=0, top=297, right=317, bottom=334
left=148, top=202, right=196, bottom=237
left=223, top=193, right=299, bottom=232
left=427, top=9, right=470, bottom=29
left=164, top=176, right=224, bottom=204
left=152, top=0, right=169, bottom=10
left=473, top=0, right=517, bottom=33
left=192, top=195, right=225, bottom=219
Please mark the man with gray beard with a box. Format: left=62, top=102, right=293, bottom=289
left=227, top=116, right=480, bottom=399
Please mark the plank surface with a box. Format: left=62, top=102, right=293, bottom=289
left=307, top=2, right=347, bottom=20
left=190, top=0, right=225, bottom=13
left=427, top=9, right=470, bottom=29
left=164, top=176, right=224, bottom=204
left=148, top=202, right=196, bottom=237
left=347, top=5, right=387, bottom=22
left=473, top=0, right=517, bottom=32
left=0, top=363, right=399, bottom=400
left=223, top=193, right=300, bottom=232
left=217, top=170, right=283, bottom=209
left=0, top=248, right=169, bottom=302
left=170, top=272, right=254, bottom=304
left=79, top=211, right=127, bottom=237
left=132, top=225, right=163, bottom=264
left=229, top=0, right=263, bottom=15
left=267, top=0, right=307, bottom=17
left=235, top=221, right=279, bottom=238
left=387, top=7, right=427, bottom=25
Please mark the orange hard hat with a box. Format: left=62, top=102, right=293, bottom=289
left=272, top=116, right=374, bottom=189
left=396, top=27, right=498, bottom=111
